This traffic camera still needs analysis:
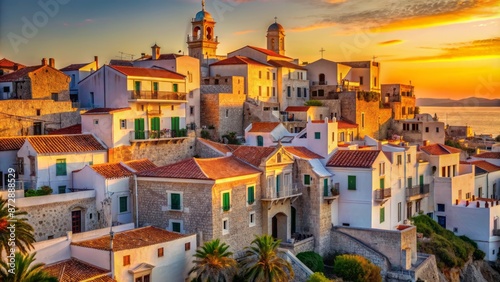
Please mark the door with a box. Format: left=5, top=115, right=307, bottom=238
left=272, top=216, right=278, bottom=239
left=134, top=118, right=145, bottom=139
left=72, top=210, right=82, bottom=233
left=171, top=117, right=180, bottom=136
left=257, top=136, right=264, bottom=147
left=150, top=117, right=160, bottom=138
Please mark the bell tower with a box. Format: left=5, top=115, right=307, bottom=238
left=187, top=0, right=219, bottom=60
left=267, top=17, right=285, bottom=55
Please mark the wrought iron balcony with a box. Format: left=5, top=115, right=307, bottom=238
left=374, top=188, right=391, bottom=201
left=324, top=186, right=340, bottom=204
left=406, top=184, right=430, bottom=201
left=262, top=184, right=302, bottom=209
left=130, top=129, right=188, bottom=142
left=129, top=90, right=187, bottom=101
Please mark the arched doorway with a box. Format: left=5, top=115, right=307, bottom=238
left=272, top=212, right=287, bottom=241
left=319, top=73, right=326, bottom=85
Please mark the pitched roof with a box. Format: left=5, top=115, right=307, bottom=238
left=0, top=65, right=43, bottom=82
left=0, top=58, right=26, bottom=70
left=48, top=124, right=82, bottom=135
left=44, top=258, right=115, bottom=282
left=284, top=106, right=310, bottom=112
left=268, top=60, right=306, bottom=70
left=110, top=65, right=185, bottom=80
left=469, top=160, right=500, bottom=172
left=197, top=138, right=233, bottom=154
left=0, top=137, right=26, bottom=151
left=109, top=59, right=133, bottom=67
left=420, top=144, right=461, bottom=155
left=338, top=120, right=358, bottom=129
left=82, top=108, right=131, bottom=115
left=90, top=163, right=133, bottom=179
left=59, top=63, right=90, bottom=71
left=123, top=159, right=157, bottom=172
left=474, top=152, right=500, bottom=159
left=71, top=226, right=187, bottom=251
left=138, top=156, right=261, bottom=180
left=210, top=56, right=270, bottom=67
left=284, top=146, right=323, bottom=160
left=27, top=134, right=106, bottom=154
left=231, top=146, right=276, bottom=167
left=327, top=150, right=381, bottom=168
left=249, top=122, right=280, bottom=133
left=246, top=46, right=291, bottom=59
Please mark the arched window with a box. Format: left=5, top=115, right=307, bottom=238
left=319, top=73, right=326, bottom=85
left=257, top=135, right=264, bottom=147
left=277, top=153, right=282, bottom=163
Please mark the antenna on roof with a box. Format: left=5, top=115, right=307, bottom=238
left=118, top=51, right=135, bottom=60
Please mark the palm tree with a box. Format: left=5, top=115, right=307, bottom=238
left=189, top=238, right=238, bottom=282
left=0, top=198, right=35, bottom=255
left=0, top=252, right=57, bottom=282
left=240, top=235, right=294, bottom=282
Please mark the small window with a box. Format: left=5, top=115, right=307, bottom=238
left=169, top=193, right=182, bottom=211
left=259, top=71, right=262, bottom=79
left=56, top=159, right=67, bottom=176
left=190, top=106, right=195, bottom=116
left=58, top=186, right=66, bottom=194
left=425, top=127, right=429, bottom=133
left=158, top=247, right=164, bottom=257
left=249, top=211, right=256, bottom=227
left=222, top=218, right=229, bottom=235
left=407, top=154, right=411, bottom=163
left=36, top=109, right=41, bottom=116
left=379, top=163, right=385, bottom=176
left=331, top=132, right=335, bottom=142
left=51, top=93, right=58, bottom=101
left=171, top=221, right=182, bottom=233
left=437, top=203, right=445, bottom=212
left=304, top=174, right=311, bottom=185
left=315, top=132, right=321, bottom=139
left=93, top=119, right=99, bottom=125
left=3, top=86, right=9, bottom=92
left=222, top=191, right=230, bottom=212
left=361, top=113, right=365, bottom=128
left=123, top=255, right=130, bottom=266
left=466, top=192, right=471, bottom=200
left=247, top=186, right=255, bottom=205
left=185, top=242, right=191, bottom=251
left=436, top=127, right=440, bottom=133
left=397, top=155, right=402, bottom=165
left=225, top=109, right=229, bottom=118
left=348, top=175, right=356, bottom=190
left=120, top=119, right=127, bottom=129
left=380, top=207, right=385, bottom=223
left=119, top=196, right=128, bottom=213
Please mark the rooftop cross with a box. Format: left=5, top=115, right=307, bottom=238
left=274, top=16, right=278, bottom=23
left=320, top=48, right=326, bottom=58
left=202, top=0, right=205, bottom=11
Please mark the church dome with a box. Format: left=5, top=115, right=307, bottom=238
left=268, top=22, right=284, bottom=32
left=195, top=10, right=213, bottom=21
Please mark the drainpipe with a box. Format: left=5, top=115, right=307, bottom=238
left=134, top=174, right=139, bottom=227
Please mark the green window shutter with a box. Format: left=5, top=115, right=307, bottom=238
left=119, top=196, right=127, bottom=213
left=408, top=177, right=412, bottom=189
left=323, top=179, right=328, bottom=196
left=380, top=178, right=385, bottom=189
left=171, top=193, right=181, bottom=210
left=56, top=159, right=67, bottom=176
left=304, top=175, right=310, bottom=185
left=315, top=132, right=321, bottom=139
left=380, top=207, right=385, bottom=223
left=172, top=222, right=181, bottom=232
left=348, top=175, right=356, bottom=190
left=58, top=186, right=66, bottom=194
left=257, top=136, right=264, bottom=147
left=247, top=186, right=255, bottom=204
left=223, top=192, right=230, bottom=211
left=151, top=117, right=160, bottom=132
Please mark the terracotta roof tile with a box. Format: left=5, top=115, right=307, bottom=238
left=268, top=60, right=306, bottom=70
left=210, top=56, right=270, bottom=67
left=327, top=150, right=381, bottom=168
left=60, top=63, right=90, bottom=72
left=83, top=108, right=131, bottom=115
left=284, top=106, right=309, bottom=112
left=338, top=120, right=358, bottom=129
left=197, top=138, right=233, bottom=154
left=48, top=124, right=82, bottom=135
left=0, top=137, right=26, bottom=151
left=138, top=156, right=261, bottom=180
left=474, top=152, right=500, bottom=159
left=249, top=122, right=280, bottom=133
left=90, top=163, right=133, bottom=179
left=0, top=65, right=43, bottom=82
left=71, top=226, right=187, bottom=251
left=123, top=159, right=157, bottom=172
left=27, top=134, right=106, bottom=154
left=284, top=147, right=323, bottom=160
left=420, top=144, right=461, bottom=155
left=44, top=258, right=115, bottom=282
left=468, top=160, right=500, bottom=172
left=0, top=58, right=26, bottom=70
left=110, top=65, right=185, bottom=80
left=246, top=46, right=291, bottom=59
left=231, top=146, right=276, bottom=167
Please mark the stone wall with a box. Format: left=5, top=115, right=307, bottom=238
left=280, top=237, right=315, bottom=255
left=109, top=134, right=196, bottom=166
left=18, top=192, right=98, bottom=241
left=321, top=99, right=342, bottom=120
left=14, top=66, right=70, bottom=100
left=243, top=101, right=280, bottom=131
left=201, top=92, right=246, bottom=140
left=195, top=139, right=226, bottom=158
left=279, top=249, right=314, bottom=282
left=0, top=100, right=81, bottom=136
left=413, top=253, right=441, bottom=282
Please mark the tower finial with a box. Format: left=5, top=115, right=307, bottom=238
left=274, top=16, right=278, bottom=23
left=202, top=0, right=205, bottom=11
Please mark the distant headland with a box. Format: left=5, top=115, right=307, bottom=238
left=417, top=97, right=500, bottom=107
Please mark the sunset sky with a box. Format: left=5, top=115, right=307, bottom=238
left=0, top=0, right=498, bottom=99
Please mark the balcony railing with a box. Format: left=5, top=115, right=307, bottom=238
left=262, top=184, right=301, bottom=200
left=130, top=90, right=187, bottom=101
left=493, top=229, right=500, bottom=236
left=374, top=188, right=391, bottom=200
left=406, top=184, right=430, bottom=200
left=187, top=35, right=219, bottom=43
left=130, top=129, right=188, bottom=142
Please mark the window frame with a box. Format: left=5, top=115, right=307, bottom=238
left=119, top=196, right=128, bottom=213
left=303, top=174, right=311, bottom=186
left=56, top=159, right=67, bottom=176
left=119, top=119, right=127, bottom=129
left=167, top=191, right=183, bottom=211
left=348, top=175, right=356, bottom=190
left=169, top=219, right=183, bottom=233
left=222, top=218, right=229, bottom=235
left=221, top=191, right=231, bottom=212
left=249, top=211, right=256, bottom=227
left=247, top=185, right=255, bottom=205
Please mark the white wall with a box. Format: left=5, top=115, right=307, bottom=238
left=0, top=150, right=18, bottom=188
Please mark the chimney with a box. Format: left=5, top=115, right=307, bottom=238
left=49, top=58, right=55, bottom=68
left=94, top=56, right=99, bottom=68
left=151, top=44, right=160, bottom=60
left=41, top=58, right=48, bottom=66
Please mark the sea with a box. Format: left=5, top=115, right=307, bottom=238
left=419, top=107, right=500, bottom=137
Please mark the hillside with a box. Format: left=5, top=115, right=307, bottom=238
left=417, top=97, right=500, bottom=107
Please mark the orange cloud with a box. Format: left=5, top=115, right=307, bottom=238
left=289, top=22, right=334, bottom=32
left=233, top=29, right=257, bottom=35
left=378, top=40, right=403, bottom=46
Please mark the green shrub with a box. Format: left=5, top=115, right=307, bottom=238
left=473, top=249, right=486, bottom=260
left=305, top=100, right=323, bottom=106
left=200, top=130, right=210, bottom=140
left=307, top=272, right=331, bottom=282
left=40, top=185, right=53, bottom=195
left=333, top=254, right=381, bottom=282
left=297, top=251, right=324, bottom=273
